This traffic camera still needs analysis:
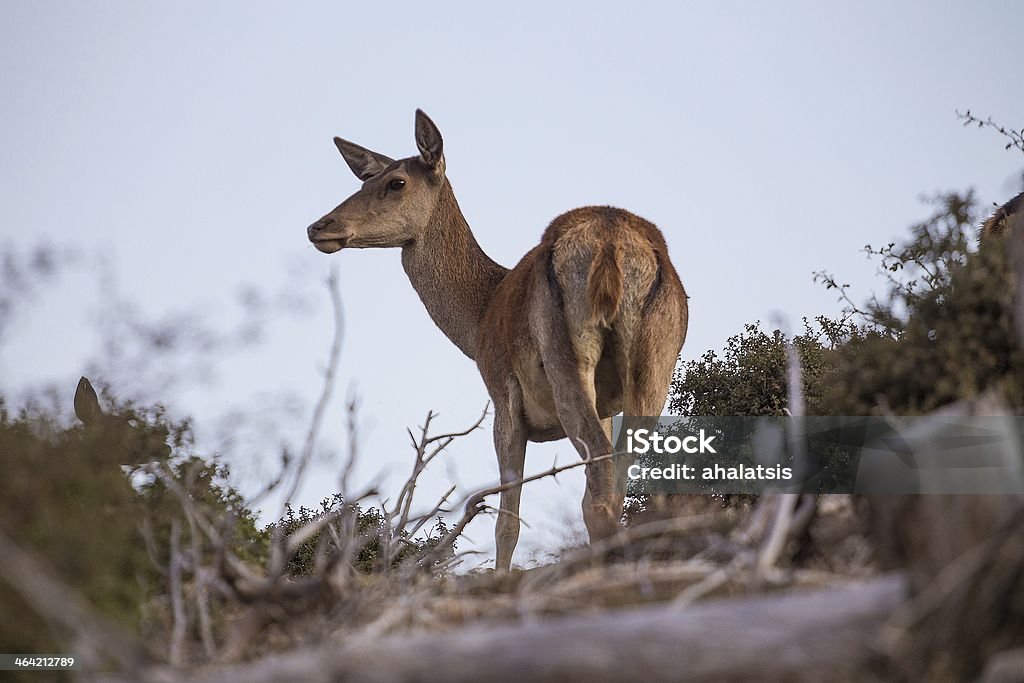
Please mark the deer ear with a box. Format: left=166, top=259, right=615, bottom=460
left=74, top=376, right=103, bottom=425
left=414, top=109, right=444, bottom=170
left=333, top=137, right=394, bottom=181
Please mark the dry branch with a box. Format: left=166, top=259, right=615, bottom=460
left=102, top=575, right=905, bottom=683
left=419, top=449, right=625, bottom=568
left=270, top=266, right=345, bottom=577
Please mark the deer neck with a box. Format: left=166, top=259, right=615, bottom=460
left=400, top=181, right=508, bottom=359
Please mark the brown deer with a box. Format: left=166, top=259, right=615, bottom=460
left=306, top=110, right=688, bottom=570
left=73, top=376, right=173, bottom=461
left=981, top=190, right=1024, bottom=240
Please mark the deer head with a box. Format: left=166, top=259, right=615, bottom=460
left=74, top=376, right=172, bottom=462
left=307, top=109, right=447, bottom=253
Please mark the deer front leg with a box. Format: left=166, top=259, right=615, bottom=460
left=493, top=388, right=527, bottom=572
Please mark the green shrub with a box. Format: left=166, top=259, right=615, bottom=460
left=265, top=494, right=451, bottom=576
left=0, top=396, right=172, bottom=666
left=816, top=192, right=1023, bottom=414
left=0, top=385, right=267, bottom=667
left=671, top=191, right=1022, bottom=421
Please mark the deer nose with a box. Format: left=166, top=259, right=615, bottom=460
left=307, top=217, right=335, bottom=238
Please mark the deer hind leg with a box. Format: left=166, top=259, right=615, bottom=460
left=493, top=383, right=527, bottom=572
left=531, top=299, right=619, bottom=540
left=572, top=371, right=622, bottom=541
left=588, top=415, right=625, bottom=533
left=617, top=320, right=686, bottom=518
left=572, top=348, right=622, bottom=541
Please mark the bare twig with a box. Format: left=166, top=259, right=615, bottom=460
left=405, top=484, right=457, bottom=540
left=673, top=556, right=749, bottom=607
left=521, top=513, right=725, bottom=596
left=168, top=519, right=187, bottom=666
left=757, top=494, right=799, bottom=575
left=338, top=389, right=362, bottom=500
left=751, top=325, right=818, bottom=576
left=194, top=566, right=217, bottom=659
left=280, top=266, right=344, bottom=514
left=363, top=406, right=489, bottom=569
left=394, top=405, right=488, bottom=534
left=420, top=450, right=624, bottom=568
left=956, top=110, right=1024, bottom=155
left=271, top=266, right=344, bottom=577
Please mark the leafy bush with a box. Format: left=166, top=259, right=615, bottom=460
left=0, top=397, right=169, bottom=659
left=668, top=317, right=853, bottom=418
left=0, top=385, right=266, bottom=667
left=671, top=190, right=1022, bottom=420
left=815, top=191, right=1023, bottom=414
left=266, top=494, right=451, bottom=576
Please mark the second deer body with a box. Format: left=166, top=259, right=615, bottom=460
left=307, top=110, right=688, bottom=570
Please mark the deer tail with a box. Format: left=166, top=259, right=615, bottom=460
left=586, top=242, right=623, bottom=328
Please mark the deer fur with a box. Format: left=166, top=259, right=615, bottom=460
left=981, top=190, right=1024, bottom=240
left=307, top=110, right=688, bottom=570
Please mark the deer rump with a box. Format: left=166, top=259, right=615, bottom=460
left=480, top=206, right=678, bottom=445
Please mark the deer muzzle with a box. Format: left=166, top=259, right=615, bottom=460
left=307, top=217, right=350, bottom=253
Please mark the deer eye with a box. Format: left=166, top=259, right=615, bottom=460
left=388, top=178, right=406, bottom=191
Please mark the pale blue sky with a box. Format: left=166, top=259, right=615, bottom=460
left=2, top=2, right=1022, bottom=566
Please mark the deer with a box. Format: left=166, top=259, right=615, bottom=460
left=73, top=376, right=173, bottom=461
left=306, top=110, right=688, bottom=570
left=981, top=190, right=1024, bottom=240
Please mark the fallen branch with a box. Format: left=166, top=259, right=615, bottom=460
left=102, top=575, right=906, bottom=683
